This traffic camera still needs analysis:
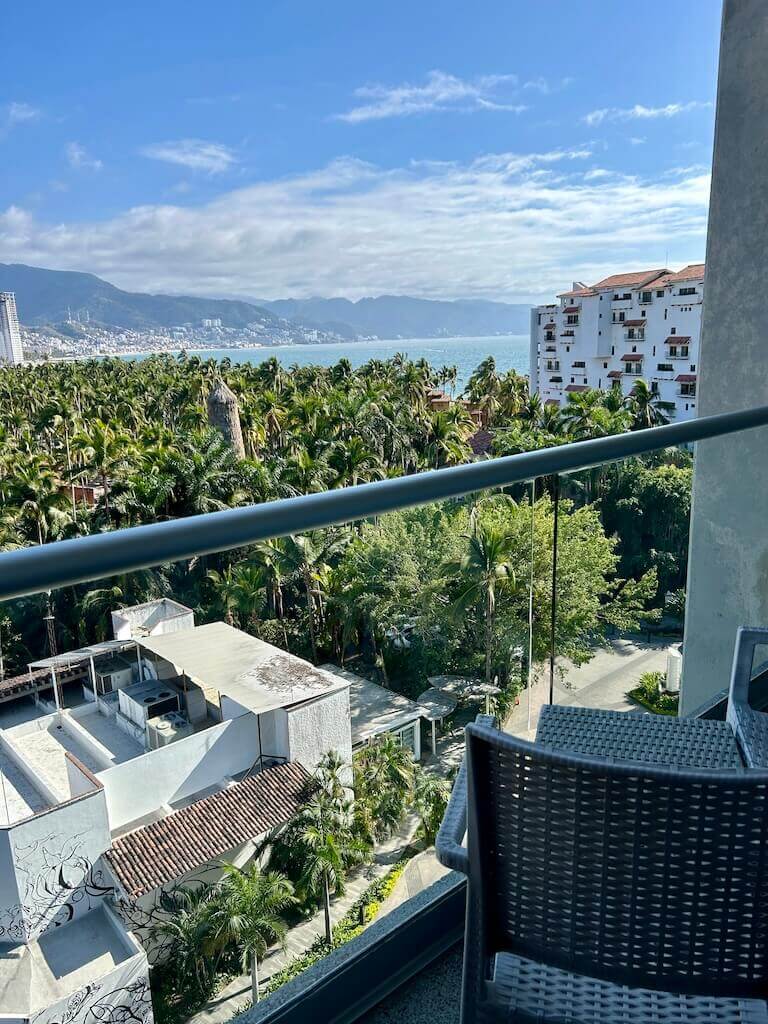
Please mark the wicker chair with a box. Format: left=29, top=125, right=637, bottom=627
left=436, top=718, right=768, bottom=1023
left=727, top=626, right=768, bottom=767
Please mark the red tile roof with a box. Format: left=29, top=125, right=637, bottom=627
left=665, top=336, right=691, bottom=344
left=543, top=322, right=556, bottom=329
left=622, top=319, right=646, bottom=327
left=675, top=374, right=697, bottom=383
left=557, top=287, right=596, bottom=298
left=562, top=305, right=581, bottom=314
left=468, top=429, right=494, bottom=456
left=621, top=354, right=644, bottom=362
left=655, top=264, right=705, bottom=287
left=565, top=384, right=590, bottom=392
left=107, top=761, right=311, bottom=898
left=545, top=399, right=561, bottom=407
left=607, top=370, right=623, bottom=379
left=592, top=268, right=669, bottom=291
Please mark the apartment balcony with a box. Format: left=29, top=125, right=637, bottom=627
left=544, top=345, right=556, bottom=353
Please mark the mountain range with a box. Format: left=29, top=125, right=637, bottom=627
left=0, top=263, right=530, bottom=340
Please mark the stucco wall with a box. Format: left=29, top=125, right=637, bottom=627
left=3, top=786, right=111, bottom=942
left=29, top=948, right=152, bottom=1024
left=98, top=712, right=262, bottom=831
left=286, top=687, right=352, bottom=775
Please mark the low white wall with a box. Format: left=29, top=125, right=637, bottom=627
left=98, top=713, right=262, bottom=832
left=60, top=710, right=115, bottom=770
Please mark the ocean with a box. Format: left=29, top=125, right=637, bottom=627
left=126, top=335, right=529, bottom=393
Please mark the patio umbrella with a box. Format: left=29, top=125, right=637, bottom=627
left=417, top=687, right=458, bottom=755
left=470, top=681, right=502, bottom=714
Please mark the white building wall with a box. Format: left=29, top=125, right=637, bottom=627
left=98, top=712, right=262, bottom=832
left=532, top=270, right=703, bottom=419
left=2, top=784, right=111, bottom=942
left=30, top=946, right=152, bottom=1024
left=286, top=687, right=352, bottom=776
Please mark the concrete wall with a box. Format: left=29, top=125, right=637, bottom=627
left=286, top=687, right=352, bottom=776
left=681, top=0, right=768, bottom=712
left=2, top=785, right=111, bottom=942
left=31, top=945, right=152, bottom=1024
left=98, top=712, right=262, bottom=831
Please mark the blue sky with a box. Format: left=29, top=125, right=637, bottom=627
left=0, top=0, right=722, bottom=302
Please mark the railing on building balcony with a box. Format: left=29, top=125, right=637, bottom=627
left=2, top=405, right=768, bottom=1024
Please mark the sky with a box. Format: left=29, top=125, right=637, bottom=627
left=0, top=0, right=722, bottom=304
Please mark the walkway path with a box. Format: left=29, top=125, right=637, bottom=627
left=505, top=635, right=671, bottom=741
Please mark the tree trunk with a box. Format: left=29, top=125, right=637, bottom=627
left=485, top=588, right=494, bottom=685
left=323, top=872, right=333, bottom=944
left=250, top=952, right=260, bottom=1003
left=304, top=567, right=318, bottom=663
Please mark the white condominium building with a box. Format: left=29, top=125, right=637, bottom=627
left=529, top=264, right=704, bottom=421
left=0, top=292, right=23, bottom=365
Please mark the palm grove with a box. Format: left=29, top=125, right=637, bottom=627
left=0, top=353, right=689, bottom=1011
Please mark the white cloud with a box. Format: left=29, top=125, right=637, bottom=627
left=66, top=142, right=103, bottom=171
left=334, top=70, right=526, bottom=123
left=523, top=76, right=573, bottom=95
left=0, top=148, right=709, bottom=303
left=629, top=136, right=646, bottom=146
left=583, top=101, right=711, bottom=126
left=140, top=139, right=237, bottom=174
left=1, top=102, right=41, bottom=138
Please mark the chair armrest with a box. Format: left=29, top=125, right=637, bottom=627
left=435, top=754, right=469, bottom=874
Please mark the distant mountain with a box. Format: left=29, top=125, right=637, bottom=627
left=0, top=263, right=530, bottom=339
left=260, top=295, right=530, bottom=339
left=0, top=263, right=281, bottom=331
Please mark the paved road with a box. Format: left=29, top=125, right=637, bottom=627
left=506, top=635, right=672, bottom=741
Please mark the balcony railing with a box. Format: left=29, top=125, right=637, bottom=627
left=2, top=405, right=768, bottom=1024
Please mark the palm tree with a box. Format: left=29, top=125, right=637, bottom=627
left=353, top=735, right=415, bottom=838
left=148, top=884, right=216, bottom=996
left=444, top=518, right=517, bottom=684
left=413, top=768, right=451, bottom=845
left=294, top=753, right=367, bottom=943
left=71, top=419, right=134, bottom=514
left=626, top=379, right=676, bottom=430
left=207, top=863, right=295, bottom=1004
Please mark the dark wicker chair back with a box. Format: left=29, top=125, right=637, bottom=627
left=465, top=720, right=768, bottom=1000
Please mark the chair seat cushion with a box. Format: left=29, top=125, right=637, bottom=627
left=482, top=952, right=768, bottom=1024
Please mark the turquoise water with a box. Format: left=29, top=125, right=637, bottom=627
left=127, top=335, right=529, bottom=393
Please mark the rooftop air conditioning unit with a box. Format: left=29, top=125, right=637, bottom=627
left=146, top=711, right=193, bottom=749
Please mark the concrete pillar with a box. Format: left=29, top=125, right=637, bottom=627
left=681, top=0, right=768, bottom=713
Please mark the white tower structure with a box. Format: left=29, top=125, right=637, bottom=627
left=0, top=292, right=24, bottom=365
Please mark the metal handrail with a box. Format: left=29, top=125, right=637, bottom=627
left=1, top=402, right=767, bottom=602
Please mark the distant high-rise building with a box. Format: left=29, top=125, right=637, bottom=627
left=0, top=292, right=23, bottom=365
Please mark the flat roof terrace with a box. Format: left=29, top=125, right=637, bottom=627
left=0, top=906, right=138, bottom=1016
left=11, top=721, right=104, bottom=802
left=0, top=747, right=49, bottom=825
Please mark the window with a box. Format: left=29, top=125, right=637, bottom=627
left=622, top=292, right=631, bottom=300
left=657, top=362, right=674, bottom=372
left=656, top=289, right=665, bottom=298
left=679, top=286, right=697, bottom=296
left=632, top=345, right=637, bottom=353
left=691, top=364, right=696, bottom=371
left=603, top=362, right=608, bottom=369
left=570, top=377, right=574, bottom=384
left=640, top=291, right=652, bottom=303
left=641, top=310, right=646, bottom=317
left=680, top=383, right=697, bottom=397
left=670, top=327, right=677, bottom=335
left=664, top=308, right=668, bottom=320
left=652, top=345, right=656, bottom=356
left=567, top=314, right=579, bottom=325
left=611, top=345, right=615, bottom=355
left=573, top=361, right=585, bottom=368
left=651, top=382, right=658, bottom=394
left=618, top=311, right=625, bottom=322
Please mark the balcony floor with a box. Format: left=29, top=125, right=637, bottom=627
left=362, top=945, right=462, bottom=1023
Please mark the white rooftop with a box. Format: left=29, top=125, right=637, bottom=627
left=0, top=906, right=136, bottom=1015
left=138, top=622, right=348, bottom=714
left=320, top=664, right=423, bottom=746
